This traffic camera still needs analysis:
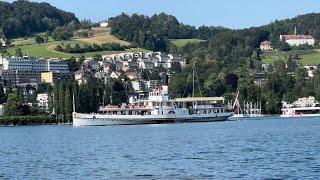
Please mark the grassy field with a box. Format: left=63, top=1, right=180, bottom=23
left=5, top=27, right=147, bottom=58
left=170, top=39, right=205, bottom=47
left=261, top=49, right=320, bottom=65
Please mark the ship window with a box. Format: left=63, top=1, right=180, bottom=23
left=162, top=111, right=163, bottom=114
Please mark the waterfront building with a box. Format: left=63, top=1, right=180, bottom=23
left=37, top=93, right=49, bottom=112
left=0, top=104, right=3, bottom=116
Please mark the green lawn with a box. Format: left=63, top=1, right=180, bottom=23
left=261, top=49, right=320, bottom=65
left=4, top=29, right=148, bottom=59
left=6, top=41, right=148, bottom=58
left=170, top=39, right=205, bottom=47
left=300, top=53, right=320, bottom=65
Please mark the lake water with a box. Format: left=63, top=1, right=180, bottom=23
left=1, top=117, right=320, bottom=179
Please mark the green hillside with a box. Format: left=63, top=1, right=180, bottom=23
left=5, top=27, right=148, bottom=58
left=261, top=49, right=320, bottom=65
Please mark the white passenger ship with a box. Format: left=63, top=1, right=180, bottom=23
left=281, top=96, right=320, bottom=117
left=73, top=86, right=233, bottom=126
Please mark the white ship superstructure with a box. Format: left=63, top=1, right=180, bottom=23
left=73, top=86, right=233, bottom=126
left=281, top=96, right=320, bottom=117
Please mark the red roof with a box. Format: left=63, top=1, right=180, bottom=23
left=260, top=41, right=271, bottom=45
left=281, top=35, right=314, bottom=40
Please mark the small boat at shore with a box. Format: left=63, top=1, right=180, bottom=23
left=281, top=96, right=320, bottom=117
left=73, top=86, right=234, bottom=127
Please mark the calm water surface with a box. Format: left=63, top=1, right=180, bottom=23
left=1, top=117, right=320, bottom=179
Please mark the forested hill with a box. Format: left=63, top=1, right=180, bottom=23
left=180, top=13, right=320, bottom=68
left=109, top=13, right=228, bottom=51
left=0, top=0, right=79, bottom=38
left=262, top=13, right=320, bottom=46
left=109, top=12, right=320, bottom=54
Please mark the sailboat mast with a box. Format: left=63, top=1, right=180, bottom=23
left=72, top=94, right=75, bottom=112
left=192, top=63, right=195, bottom=97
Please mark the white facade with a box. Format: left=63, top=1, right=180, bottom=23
left=100, top=21, right=109, bottom=27
left=280, top=35, right=315, bottom=46
left=3, top=57, right=69, bottom=73
left=0, top=104, right=3, bottom=116
left=3, top=57, right=48, bottom=71
left=304, top=65, right=317, bottom=77
left=37, top=93, right=49, bottom=111
left=0, top=39, right=6, bottom=47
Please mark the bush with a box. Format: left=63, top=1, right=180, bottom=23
left=0, top=116, right=57, bottom=126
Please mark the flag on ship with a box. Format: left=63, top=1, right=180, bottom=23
left=233, top=91, right=240, bottom=112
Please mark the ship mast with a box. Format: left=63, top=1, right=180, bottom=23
left=192, top=62, right=195, bottom=97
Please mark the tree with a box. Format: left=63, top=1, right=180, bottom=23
left=64, top=85, right=72, bottom=122
left=4, top=93, right=22, bottom=116
left=279, top=39, right=291, bottom=51
left=295, top=68, right=308, bottom=82
left=52, top=26, right=74, bottom=41
left=265, top=91, right=281, bottom=114
left=58, top=82, right=65, bottom=121
left=15, top=48, right=23, bottom=57
left=35, top=35, right=44, bottom=44
left=44, top=31, right=51, bottom=42
left=287, top=56, right=297, bottom=72
left=53, top=82, right=60, bottom=116
left=171, top=62, right=182, bottom=73
left=54, top=44, right=63, bottom=52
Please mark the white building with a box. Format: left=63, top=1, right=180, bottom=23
left=100, top=21, right=109, bottom=27
left=280, top=35, right=315, bottom=46
left=0, top=104, right=4, bottom=116
left=260, top=41, right=273, bottom=51
left=2, top=57, right=69, bottom=73
left=37, top=93, right=49, bottom=112
left=304, top=65, right=318, bottom=77
left=0, top=38, right=6, bottom=47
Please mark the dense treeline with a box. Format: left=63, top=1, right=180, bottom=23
left=53, top=78, right=128, bottom=122
left=55, top=42, right=128, bottom=54
left=0, top=0, right=79, bottom=38
left=0, top=116, right=56, bottom=126
left=109, top=13, right=228, bottom=51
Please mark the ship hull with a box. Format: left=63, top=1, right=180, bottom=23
left=73, top=112, right=233, bottom=127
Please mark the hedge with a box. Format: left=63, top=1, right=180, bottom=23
left=0, top=116, right=57, bottom=126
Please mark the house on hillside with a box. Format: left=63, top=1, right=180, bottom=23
left=280, top=34, right=315, bottom=46
left=0, top=38, right=7, bottom=47
left=260, top=41, right=273, bottom=51
left=252, top=73, right=267, bottom=87
left=304, top=64, right=318, bottom=77
left=100, top=20, right=108, bottom=27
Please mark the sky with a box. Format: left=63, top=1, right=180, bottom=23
left=3, top=0, right=320, bottom=29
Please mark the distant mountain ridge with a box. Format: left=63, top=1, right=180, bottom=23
left=0, top=0, right=79, bottom=38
